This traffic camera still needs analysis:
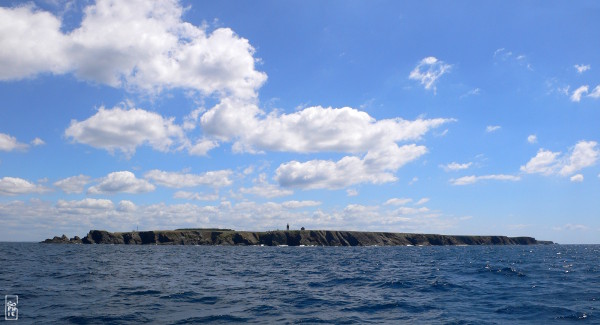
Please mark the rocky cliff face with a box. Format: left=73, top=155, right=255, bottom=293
left=42, top=234, right=82, bottom=244
left=42, top=229, right=552, bottom=246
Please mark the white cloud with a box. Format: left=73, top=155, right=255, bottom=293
left=87, top=171, right=155, bottom=194
left=239, top=173, right=293, bottom=198
left=346, top=189, right=358, bottom=197
left=408, top=56, right=451, bottom=93
left=521, top=141, right=599, bottom=178
left=0, top=5, right=70, bottom=80
left=450, top=174, right=521, bottom=186
left=574, top=64, right=590, bottom=74
left=415, top=198, right=430, bottom=205
left=493, top=48, right=508, bottom=58
left=570, top=174, right=584, bottom=182
left=588, top=85, right=600, bottom=99
left=559, top=141, right=599, bottom=176
left=570, top=85, right=589, bottom=102
left=0, top=196, right=461, bottom=241
left=393, top=206, right=431, bottom=216
left=199, top=102, right=449, bottom=189
left=0, top=1, right=266, bottom=98
left=493, top=49, right=532, bottom=70
left=117, top=200, right=137, bottom=212
left=200, top=101, right=452, bottom=154
left=173, top=191, right=219, bottom=201
left=31, top=137, right=45, bottom=146
left=0, top=133, right=28, bottom=151
left=0, top=177, right=50, bottom=195
left=275, top=144, right=427, bottom=189
left=281, top=200, right=321, bottom=209
left=188, top=139, right=219, bottom=156
left=553, top=224, right=589, bottom=231
left=144, top=169, right=232, bottom=188
left=527, top=134, right=537, bottom=144
left=384, top=198, right=412, bottom=206
left=65, top=106, right=185, bottom=156
left=441, top=162, right=472, bottom=172
left=486, top=125, right=501, bottom=133
left=460, top=88, right=480, bottom=98
left=56, top=198, right=115, bottom=214
left=53, top=175, right=91, bottom=194
left=520, top=149, right=561, bottom=175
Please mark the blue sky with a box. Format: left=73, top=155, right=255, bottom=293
left=0, top=0, right=599, bottom=243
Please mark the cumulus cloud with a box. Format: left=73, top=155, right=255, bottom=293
left=56, top=198, right=115, bottom=214
left=450, top=174, right=521, bottom=186
left=408, top=56, right=451, bottom=93
left=0, top=133, right=28, bottom=151
left=486, top=125, right=501, bottom=133
left=144, top=169, right=232, bottom=188
left=188, top=139, right=219, bottom=156
left=173, top=191, right=219, bottom=201
left=559, top=141, right=599, bottom=176
left=520, top=149, right=561, bottom=175
left=240, top=173, right=293, bottom=198
left=384, top=198, right=412, bottom=206
left=201, top=101, right=451, bottom=154
left=346, top=189, right=358, bottom=197
left=527, top=134, right=537, bottom=144
left=0, top=5, right=70, bottom=80
left=574, top=64, right=590, bottom=74
left=31, top=138, right=45, bottom=146
left=117, top=200, right=137, bottom=212
left=4, top=1, right=452, bottom=171
left=0, top=177, right=50, bottom=195
left=199, top=102, right=450, bottom=189
left=280, top=200, right=321, bottom=209
left=570, top=85, right=589, bottom=102
left=275, top=144, right=427, bottom=189
left=392, top=206, right=431, bottom=216
left=0, top=1, right=266, bottom=98
left=415, top=198, right=430, bottom=205
left=65, top=106, right=185, bottom=156
left=441, top=162, right=472, bottom=172
left=521, top=141, right=599, bottom=177
left=570, top=174, right=584, bottom=182
left=53, top=175, right=91, bottom=194
left=87, top=171, right=155, bottom=194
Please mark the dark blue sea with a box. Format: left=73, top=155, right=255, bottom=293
left=0, top=243, right=598, bottom=324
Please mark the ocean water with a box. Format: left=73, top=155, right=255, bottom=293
left=0, top=243, right=598, bottom=324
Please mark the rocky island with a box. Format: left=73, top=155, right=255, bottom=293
left=42, top=229, right=553, bottom=246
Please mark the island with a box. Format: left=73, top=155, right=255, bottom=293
left=42, top=229, right=553, bottom=246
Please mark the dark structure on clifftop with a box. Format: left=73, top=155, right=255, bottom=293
left=42, top=229, right=553, bottom=246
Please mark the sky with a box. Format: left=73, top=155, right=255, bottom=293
left=0, top=0, right=599, bottom=244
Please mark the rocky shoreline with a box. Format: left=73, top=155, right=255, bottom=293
left=42, top=229, right=553, bottom=246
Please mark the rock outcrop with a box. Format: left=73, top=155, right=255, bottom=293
left=43, top=229, right=553, bottom=246
left=41, top=234, right=82, bottom=244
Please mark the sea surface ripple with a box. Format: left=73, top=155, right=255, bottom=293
left=0, top=243, right=598, bottom=324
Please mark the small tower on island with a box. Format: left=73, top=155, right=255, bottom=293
left=286, top=223, right=289, bottom=231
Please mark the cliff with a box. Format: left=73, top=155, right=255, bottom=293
left=42, top=229, right=553, bottom=246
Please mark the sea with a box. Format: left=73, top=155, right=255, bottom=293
left=0, top=243, right=598, bottom=324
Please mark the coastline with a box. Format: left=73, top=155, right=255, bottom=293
left=42, top=229, right=554, bottom=246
